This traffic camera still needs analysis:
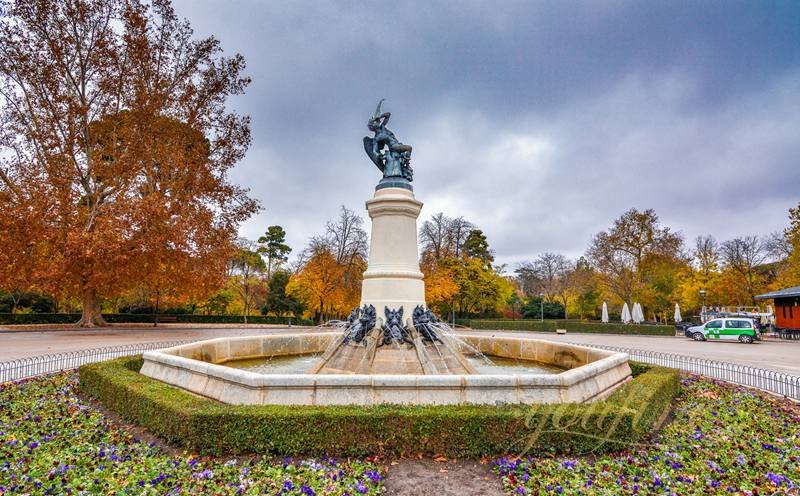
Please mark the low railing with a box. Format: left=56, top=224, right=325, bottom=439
left=576, top=342, right=800, bottom=401
left=0, top=341, right=192, bottom=383
left=2, top=339, right=798, bottom=401
left=777, top=329, right=800, bottom=340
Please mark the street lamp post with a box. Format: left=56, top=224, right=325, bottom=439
left=539, top=292, right=544, bottom=322
left=699, top=289, right=707, bottom=321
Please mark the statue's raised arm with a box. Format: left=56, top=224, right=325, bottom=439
left=363, top=99, right=413, bottom=188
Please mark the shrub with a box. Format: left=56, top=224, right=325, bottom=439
left=0, top=313, right=82, bottom=325
left=0, top=292, right=56, bottom=313
left=461, top=319, right=675, bottom=336
left=117, top=302, right=156, bottom=314
left=521, top=298, right=565, bottom=319
left=79, top=358, right=679, bottom=457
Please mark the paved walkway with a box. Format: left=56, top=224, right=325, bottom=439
left=0, top=325, right=323, bottom=361
left=1, top=326, right=798, bottom=376
left=463, top=330, right=800, bottom=376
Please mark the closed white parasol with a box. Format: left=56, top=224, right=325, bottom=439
left=621, top=302, right=631, bottom=324
left=632, top=302, right=644, bottom=324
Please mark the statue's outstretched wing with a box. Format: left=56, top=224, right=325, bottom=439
left=363, top=136, right=384, bottom=173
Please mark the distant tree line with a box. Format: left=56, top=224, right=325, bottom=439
left=511, top=205, right=800, bottom=323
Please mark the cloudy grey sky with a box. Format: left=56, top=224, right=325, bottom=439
left=173, top=0, right=800, bottom=267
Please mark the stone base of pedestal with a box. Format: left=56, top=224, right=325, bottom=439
left=359, top=276, right=425, bottom=320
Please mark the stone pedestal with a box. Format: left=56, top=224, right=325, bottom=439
left=360, top=187, right=426, bottom=319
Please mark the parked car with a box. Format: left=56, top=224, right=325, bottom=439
left=686, top=318, right=760, bottom=344
left=676, top=319, right=700, bottom=337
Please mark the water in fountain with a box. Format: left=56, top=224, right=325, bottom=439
left=306, top=320, right=355, bottom=374
left=224, top=351, right=561, bottom=375
left=429, top=321, right=493, bottom=365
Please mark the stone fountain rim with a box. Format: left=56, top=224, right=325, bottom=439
left=139, top=333, right=631, bottom=405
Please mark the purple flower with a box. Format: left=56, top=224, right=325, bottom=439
left=356, top=480, right=368, bottom=494
left=364, top=470, right=382, bottom=484
left=766, top=472, right=789, bottom=487
left=301, top=485, right=316, bottom=496
left=192, top=469, right=213, bottom=480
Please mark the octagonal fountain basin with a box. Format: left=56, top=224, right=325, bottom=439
left=140, top=333, right=631, bottom=406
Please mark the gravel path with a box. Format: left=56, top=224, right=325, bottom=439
left=383, top=458, right=504, bottom=496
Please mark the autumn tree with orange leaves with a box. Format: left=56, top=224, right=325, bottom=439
left=0, top=0, right=258, bottom=326
left=287, top=249, right=347, bottom=324
left=287, top=207, right=367, bottom=323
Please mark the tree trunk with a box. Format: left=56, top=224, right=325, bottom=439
left=10, top=292, right=20, bottom=313
left=242, top=286, right=250, bottom=324
left=76, top=287, right=107, bottom=327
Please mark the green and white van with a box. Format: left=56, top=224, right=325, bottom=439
left=687, top=318, right=760, bottom=344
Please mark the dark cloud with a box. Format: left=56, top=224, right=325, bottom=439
left=174, top=0, right=800, bottom=266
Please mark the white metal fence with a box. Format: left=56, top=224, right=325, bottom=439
left=576, top=342, right=800, bottom=401
left=0, top=341, right=191, bottom=383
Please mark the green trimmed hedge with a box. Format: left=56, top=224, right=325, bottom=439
left=460, top=319, right=675, bottom=336
left=0, top=313, right=313, bottom=326
left=78, top=357, right=679, bottom=457
left=0, top=313, right=82, bottom=325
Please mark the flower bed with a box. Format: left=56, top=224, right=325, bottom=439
left=495, top=376, right=800, bottom=494
left=3, top=369, right=797, bottom=494
left=0, top=373, right=383, bottom=495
